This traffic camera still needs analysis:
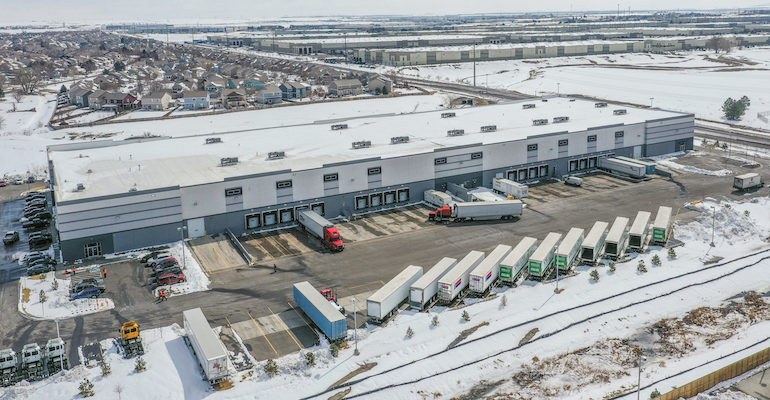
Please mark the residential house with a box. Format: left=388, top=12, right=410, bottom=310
left=255, top=85, right=282, bottom=105
left=88, top=90, right=108, bottom=110
left=171, top=81, right=190, bottom=95
left=279, top=81, right=310, bottom=99
left=70, top=87, right=93, bottom=107
left=223, top=90, right=247, bottom=109
left=141, top=91, right=172, bottom=111
left=104, top=92, right=138, bottom=111
left=182, top=91, right=210, bottom=110
left=367, top=76, right=392, bottom=95
left=328, top=79, right=363, bottom=97
left=204, top=77, right=226, bottom=93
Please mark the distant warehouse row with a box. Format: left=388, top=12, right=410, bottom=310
left=355, top=34, right=770, bottom=66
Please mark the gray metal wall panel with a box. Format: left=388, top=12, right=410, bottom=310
left=56, top=197, right=182, bottom=223
left=60, top=214, right=182, bottom=241
left=112, top=222, right=182, bottom=254
left=58, top=206, right=182, bottom=233
left=59, top=232, right=116, bottom=260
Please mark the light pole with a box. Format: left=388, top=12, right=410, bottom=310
left=637, top=352, right=647, bottom=400
left=649, top=97, right=654, bottom=107
left=554, top=265, right=560, bottom=294
left=557, top=82, right=560, bottom=96
left=352, top=297, right=359, bottom=355
left=710, top=206, right=716, bottom=247
left=177, top=226, right=187, bottom=269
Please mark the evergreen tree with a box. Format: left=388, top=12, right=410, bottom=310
left=406, top=326, right=414, bottom=338
left=590, top=269, right=600, bottom=281
left=638, top=260, right=647, bottom=273
left=79, top=379, right=95, bottom=397
left=134, top=357, right=147, bottom=372
left=264, top=359, right=278, bottom=377
left=330, top=344, right=339, bottom=358
left=667, top=247, right=677, bottom=259
left=431, top=315, right=439, bottom=327
left=609, top=262, right=616, bottom=272
left=304, top=352, right=315, bottom=367
left=651, top=254, right=662, bottom=266
left=461, top=310, right=471, bottom=322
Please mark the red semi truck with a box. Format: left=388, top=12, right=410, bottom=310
left=297, top=209, right=344, bottom=251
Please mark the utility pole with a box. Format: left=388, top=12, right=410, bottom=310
left=637, top=353, right=646, bottom=400
left=55, top=318, right=63, bottom=372
left=554, top=265, right=560, bottom=294
left=473, top=42, right=477, bottom=87
left=352, top=298, right=359, bottom=355
left=557, top=82, right=560, bottom=96
left=710, top=206, right=716, bottom=247
left=177, top=226, right=187, bottom=268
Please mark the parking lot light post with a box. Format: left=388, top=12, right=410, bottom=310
left=710, top=206, right=716, bottom=247
left=352, top=298, right=359, bottom=356
left=177, top=226, right=187, bottom=269
left=554, top=266, right=560, bottom=294
left=637, top=353, right=647, bottom=400
left=55, top=318, right=63, bottom=371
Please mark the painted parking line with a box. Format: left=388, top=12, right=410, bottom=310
left=266, top=306, right=302, bottom=351
left=248, top=311, right=279, bottom=357
left=288, top=301, right=320, bottom=339
left=247, top=233, right=275, bottom=260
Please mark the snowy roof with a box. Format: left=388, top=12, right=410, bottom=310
left=48, top=97, right=687, bottom=202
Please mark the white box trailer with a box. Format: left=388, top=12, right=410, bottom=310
left=598, top=157, right=646, bottom=178
left=613, top=156, right=656, bottom=174
left=604, top=216, right=630, bottom=259
left=367, top=265, right=423, bottom=322
left=469, top=244, right=513, bottom=295
left=555, top=227, right=585, bottom=271
left=452, top=200, right=523, bottom=220
left=652, top=206, right=672, bottom=244
left=471, top=191, right=501, bottom=202
left=492, top=178, right=529, bottom=198
left=410, top=257, right=457, bottom=310
left=581, top=221, right=609, bottom=265
left=499, top=237, right=538, bottom=284
left=628, top=211, right=651, bottom=250
left=733, top=173, right=763, bottom=190
left=438, top=251, right=485, bottom=303
left=183, top=308, right=230, bottom=385
left=424, top=189, right=453, bottom=207
left=528, top=232, right=562, bottom=278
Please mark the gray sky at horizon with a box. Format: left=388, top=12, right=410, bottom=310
left=1, top=0, right=768, bottom=24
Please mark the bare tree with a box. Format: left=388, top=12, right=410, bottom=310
left=11, top=90, right=23, bottom=103
left=0, top=115, right=5, bottom=131
left=114, top=384, right=124, bottom=400
left=706, top=36, right=732, bottom=54
left=14, top=68, right=43, bottom=94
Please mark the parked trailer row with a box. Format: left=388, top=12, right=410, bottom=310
left=469, top=244, right=512, bottom=295
left=183, top=308, right=230, bottom=385
left=423, top=189, right=453, bottom=208
left=0, top=338, right=68, bottom=387
left=581, top=221, right=609, bottom=265
left=528, top=232, right=562, bottom=279
left=628, top=211, right=651, bottom=251
left=492, top=178, right=529, bottom=198
left=438, top=251, right=485, bottom=303
left=367, top=265, right=423, bottom=322
left=410, top=257, right=456, bottom=310
left=598, top=157, right=647, bottom=179
left=652, top=206, right=673, bottom=245
left=604, top=216, right=630, bottom=260
left=555, top=227, right=585, bottom=271
left=293, top=281, right=347, bottom=342
left=500, top=237, right=538, bottom=285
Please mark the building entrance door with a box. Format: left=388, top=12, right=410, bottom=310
left=187, top=218, right=205, bottom=238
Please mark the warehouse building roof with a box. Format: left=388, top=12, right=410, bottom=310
left=48, top=97, right=687, bottom=202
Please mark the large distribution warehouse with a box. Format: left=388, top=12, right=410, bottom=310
left=47, top=97, right=693, bottom=260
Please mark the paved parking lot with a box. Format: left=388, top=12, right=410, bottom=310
left=189, top=234, right=247, bottom=273
left=526, top=174, right=646, bottom=206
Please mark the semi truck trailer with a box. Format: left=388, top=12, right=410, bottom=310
left=528, top=232, right=562, bottom=279
left=555, top=227, right=585, bottom=271
left=438, top=251, right=485, bottom=303
left=428, top=200, right=523, bottom=223
left=733, top=173, right=763, bottom=191
left=297, top=209, right=344, bottom=251
left=581, top=221, right=609, bottom=265
left=628, top=211, right=651, bottom=251
left=183, top=308, right=230, bottom=385
left=469, top=244, right=513, bottom=295
left=492, top=178, right=529, bottom=198
left=604, top=216, right=630, bottom=259
left=423, top=189, right=453, bottom=208
left=293, top=281, right=347, bottom=342
left=500, top=237, right=538, bottom=285
left=598, top=157, right=646, bottom=178
left=652, top=206, right=672, bottom=245
left=410, top=257, right=456, bottom=310
left=367, top=265, right=423, bottom=322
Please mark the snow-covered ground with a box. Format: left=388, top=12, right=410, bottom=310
left=6, top=193, right=770, bottom=400
left=395, top=47, right=770, bottom=129
left=17, top=273, right=115, bottom=320
left=653, top=151, right=734, bottom=176
left=112, top=110, right=169, bottom=121
left=152, top=240, right=210, bottom=298
left=0, top=94, right=60, bottom=177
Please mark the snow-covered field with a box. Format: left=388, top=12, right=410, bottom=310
left=0, top=94, right=59, bottom=177
left=113, top=110, right=169, bottom=121
left=395, top=47, right=770, bottom=129
left=17, top=273, right=115, bottom=320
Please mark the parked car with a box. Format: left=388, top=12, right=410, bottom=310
left=0, top=180, right=7, bottom=187
left=28, top=211, right=51, bottom=220
left=25, top=253, right=56, bottom=267
left=28, top=258, right=56, bottom=269
left=3, top=231, right=19, bottom=245
left=70, top=286, right=105, bottom=300
left=14, top=179, right=23, bottom=185
left=152, top=264, right=182, bottom=278
left=71, top=278, right=100, bottom=294
left=24, top=203, right=46, bottom=211
left=27, top=264, right=54, bottom=276
left=145, top=253, right=173, bottom=267
left=26, top=176, right=35, bottom=183
left=25, top=192, right=45, bottom=199
left=29, top=233, right=52, bottom=246
left=23, top=219, right=49, bottom=230
left=151, top=259, right=179, bottom=273
left=156, top=273, right=185, bottom=286
left=25, top=199, right=46, bottom=207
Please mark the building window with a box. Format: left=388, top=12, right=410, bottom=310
left=527, top=144, right=538, bottom=151
left=587, top=135, right=597, bottom=142
left=323, top=173, right=338, bottom=182
left=434, top=157, right=447, bottom=165
left=397, top=188, right=410, bottom=202
left=276, top=180, right=292, bottom=189
left=84, top=242, right=102, bottom=258
left=558, top=139, right=569, bottom=147
left=225, top=187, right=242, bottom=197
left=245, top=213, right=261, bottom=229
left=615, top=131, right=625, bottom=138
left=471, top=152, right=483, bottom=160
left=367, top=167, right=381, bottom=175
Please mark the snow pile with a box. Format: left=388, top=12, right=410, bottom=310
left=722, top=155, right=761, bottom=168
left=17, top=273, right=114, bottom=320
left=656, top=158, right=732, bottom=176
left=151, top=241, right=210, bottom=298
left=681, top=197, right=770, bottom=246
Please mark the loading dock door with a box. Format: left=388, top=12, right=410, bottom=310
left=187, top=218, right=205, bottom=238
